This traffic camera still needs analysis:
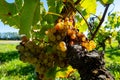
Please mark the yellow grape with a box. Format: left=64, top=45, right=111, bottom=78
left=60, top=46, right=67, bottom=52
left=86, top=46, right=93, bottom=51
left=59, top=41, right=67, bottom=52
left=58, top=18, right=62, bottom=23
left=81, top=42, right=89, bottom=48
left=69, top=15, right=74, bottom=26
left=64, top=17, right=69, bottom=27
left=82, top=36, right=86, bottom=42
left=89, top=40, right=96, bottom=49
left=45, top=30, right=48, bottom=35
left=68, top=21, right=73, bottom=27
left=55, top=22, right=64, bottom=30
left=64, top=17, right=69, bottom=21
left=77, top=32, right=82, bottom=37
left=59, top=41, right=66, bottom=48
left=71, top=33, right=76, bottom=40
left=67, top=29, right=73, bottom=35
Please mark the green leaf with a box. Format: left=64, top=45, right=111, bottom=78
left=46, top=66, right=57, bottom=78
left=19, top=0, right=39, bottom=37
left=15, top=0, right=23, bottom=11
left=5, top=15, right=20, bottom=28
left=0, top=0, right=21, bottom=27
left=100, top=0, right=114, bottom=5
left=47, top=0, right=56, bottom=12
left=76, top=22, right=88, bottom=32
left=75, top=0, right=97, bottom=32
left=32, top=2, right=40, bottom=26
left=56, top=0, right=63, bottom=13
left=45, top=14, right=54, bottom=24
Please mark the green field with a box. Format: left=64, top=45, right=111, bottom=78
left=0, top=40, right=120, bottom=80
left=0, top=41, right=36, bottom=80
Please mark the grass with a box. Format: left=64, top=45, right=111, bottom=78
left=105, top=41, right=120, bottom=80
left=0, top=40, right=120, bottom=80
left=0, top=41, right=36, bottom=80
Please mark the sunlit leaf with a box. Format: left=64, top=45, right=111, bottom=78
left=80, top=0, right=96, bottom=15
left=75, top=22, right=88, bottom=32
left=56, top=66, right=75, bottom=78
left=19, top=0, right=39, bottom=37
left=75, top=0, right=97, bottom=32
left=0, top=0, right=21, bottom=27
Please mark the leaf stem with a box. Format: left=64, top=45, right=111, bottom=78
left=75, top=8, right=93, bottom=35
left=91, top=4, right=110, bottom=40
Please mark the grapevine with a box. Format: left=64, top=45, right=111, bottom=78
left=0, top=0, right=116, bottom=79
left=16, top=15, right=96, bottom=79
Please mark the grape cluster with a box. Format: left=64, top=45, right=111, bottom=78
left=16, top=16, right=96, bottom=79
left=46, top=16, right=96, bottom=51
left=16, top=38, right=72, bottom=79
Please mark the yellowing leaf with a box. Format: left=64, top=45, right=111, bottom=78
left=75, top=22, right=88, bottom=32
left=56, top=66, right=75, bottom=78
left=80, top=0, right=97, bottom=15
left=76, top=0, right=97, bottom=32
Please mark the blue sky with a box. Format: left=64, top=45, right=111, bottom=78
left=0, top=0, right=120, bottom=33
left=0, top=0, right=18, bottom=33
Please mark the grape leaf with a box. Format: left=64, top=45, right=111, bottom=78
left=76, top=0, right=97, bottom=32
left=0, top=0, right=21, bottom=27
left=32, top=2, right=40, bottom=26
left=56, top=66, right=75, bottom=78
left=15, top=0, right=23, bottom=12
left=19, top=0, right=39, bottom=37
left=56, top=0, right=63, bottom=13
left=101, top=0, right=114, bottom=5
left=76, top=22, right=88, bottom=32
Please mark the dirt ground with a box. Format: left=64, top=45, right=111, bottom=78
left=0, top=40, right=21, bottom=44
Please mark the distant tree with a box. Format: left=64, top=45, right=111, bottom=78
left=0, top=32, right=20, bottom=40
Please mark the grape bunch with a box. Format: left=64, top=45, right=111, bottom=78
left=16, top=38, right=72, bottom=79
left=46, top=16, right=96, bottom=51
left=16, top=15, right=96, bottom=80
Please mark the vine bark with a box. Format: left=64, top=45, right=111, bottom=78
left=61, top=1, right=115, bottom=80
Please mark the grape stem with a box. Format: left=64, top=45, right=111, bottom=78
left=75, top=8, right=93, bottom=36
left=90, top=13, right=101, bottom=21
left=91, top=4, right=110, bottom=40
